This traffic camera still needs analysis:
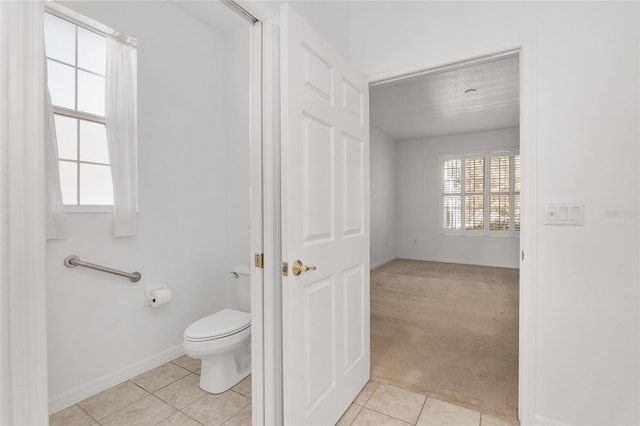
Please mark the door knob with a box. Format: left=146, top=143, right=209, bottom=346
left=292, top=260, right=317, bottom=276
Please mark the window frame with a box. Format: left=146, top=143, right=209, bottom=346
left=440, top=148, right=520, bottom=238
left=45, top=5, right=116, bottom=213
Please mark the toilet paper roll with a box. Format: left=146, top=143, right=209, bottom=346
left=149, top=287, right=171, bottom=308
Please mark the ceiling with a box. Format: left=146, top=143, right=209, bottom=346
left=171, top=1, right=250, bottom=34
left=370, top=55, right=519, bottom=141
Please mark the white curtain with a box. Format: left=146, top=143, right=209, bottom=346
left=106, top=35, right=138, bottom=237
left=44, top=64, right=67, bottom=239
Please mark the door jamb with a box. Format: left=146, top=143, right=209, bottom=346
left=248, top=18, right=266, bottom=426
left=368, top=40, right=538, bottom=426
left=260, top=12, right=284, bottom=426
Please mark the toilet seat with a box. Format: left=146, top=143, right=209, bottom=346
left=184, top=309, right=250, bottom=342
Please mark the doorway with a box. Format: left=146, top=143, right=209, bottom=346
left=43, top=0, right=258, bottom=410
left=368, top=52, right=523, bottom=422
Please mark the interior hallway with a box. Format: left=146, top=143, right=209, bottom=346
left=370, top=259, right=519, bottom=422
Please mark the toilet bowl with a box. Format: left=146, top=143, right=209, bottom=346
left=183, top=308, right=251, bottom=393
left=183, top=265, right=251, bottom=394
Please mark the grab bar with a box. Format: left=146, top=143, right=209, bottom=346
left=64, top=255, right=142, bottom=283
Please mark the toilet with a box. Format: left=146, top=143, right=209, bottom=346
left=183, top=264, right=251, bottom=394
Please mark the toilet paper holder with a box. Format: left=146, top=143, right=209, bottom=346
left=144, top=287, right=171, bottom=308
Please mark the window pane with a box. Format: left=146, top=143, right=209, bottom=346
left=490, top=195, right=510, bottom=231
left=443, top=195, right=461, bottom=230
left=514, top=154, right=521, bottom=193
left=44, top=13, right=75, bottom=65
left=465, top=195, right=484, bottom=231
left=77, top=71, right=105, bottom=116
left=490, top=155, right=510, bottom=192
left=80, top=164, right=113, bottom=205
left=78, top=27, right=106, bottom=75
left=47, top=60, right=75, bottom=109
left=59, top=161, right=77, bottom=205
left=80, top=120, right=109, bottom=164
left=515, top=194, right=521, bottom=232
left=54, top=115, right=77, bottom=160
left=465, top=157, right=484, bottom=193
left=443, top=159, right=461, bottom=194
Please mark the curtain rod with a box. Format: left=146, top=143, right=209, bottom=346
left=45, top=1, right=137, bottom=47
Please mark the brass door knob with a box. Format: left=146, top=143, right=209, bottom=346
left=292, top=260, right=317, bottom=276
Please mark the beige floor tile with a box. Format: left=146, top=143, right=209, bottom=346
left=222, top=404, right=251, bottom=426
left=131, top=362, right=191, bottom=392
left=182, top=390, right=250, bottom=426
left=78, top=381, right=149, bottom=420
left=417, top=398, right=481, bottom=426
left=100, top=395, right=176, bottom=426
left=365, top=383, right=426, bottom=424
left=353, top=380, right=380, bottom=405
left=195, top=369, right=201, bottom=375
left=231, top=375, right=251, bottom=399
left=481, top=413, right=518, bottom=426
left=49, top=404, right=95, bottom=426
left=351, top=407, right=412, bottom=426
left=336, top=403, right=363, bottom=425
left=154, top=373, right=207, bottom=409
left=157, top=411, right=204, bottom=426
left=172, top=354, right=202, bottom=373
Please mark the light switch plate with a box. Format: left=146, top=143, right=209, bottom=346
left=544, top=203, right=584, bottom=225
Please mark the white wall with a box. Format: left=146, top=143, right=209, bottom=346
left=223, top=26, right=252, bottom=309
left=252, top=1, right=352, bottom=61
left=370, top=127, right=396, bottom=269
left=351, top=2, right=640, bottom=425
left=224, top=26, right=251, bottom=271
left=47, top=1, right=250, bottom=410
left=288, top=1, right=351, bottom=61
left=396, top=128, right=519, bottom=268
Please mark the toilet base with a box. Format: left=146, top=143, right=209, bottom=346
left=199, top=351, right=251, bottom=394
left=184, top=326, right=252, bottom=394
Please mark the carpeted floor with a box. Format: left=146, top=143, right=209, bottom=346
left=370, top=259, right=519, bottom=423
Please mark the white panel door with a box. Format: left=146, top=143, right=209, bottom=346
left=280, top=5, right=370, bottom=425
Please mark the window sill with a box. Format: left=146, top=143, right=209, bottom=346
left=65, top=205, right=113, bottom=214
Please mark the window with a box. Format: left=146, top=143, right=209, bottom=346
left=45, top=12, right=113, bottom=206
left=442, top=151, right=520, bottom=236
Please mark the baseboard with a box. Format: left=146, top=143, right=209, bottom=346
left=370, top=257, right=396, bottom=270
left=534, top=416, right=569, bottom=426
left=48, top=344, right=185, bottom=414
left=399, top=255, right=518, bottom=269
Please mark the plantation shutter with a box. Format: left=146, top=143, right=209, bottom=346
left=442, top=157, right=461, bottom=230
left=464, top=156, right=484, bottom=231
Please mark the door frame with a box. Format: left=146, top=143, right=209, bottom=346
left=257, top=20, right=539, bottom=426
left=368, top=40, right=538, bottom=426
left=0, top=2, right=49, bottom=423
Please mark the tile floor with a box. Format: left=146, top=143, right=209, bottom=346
left=337, top=381, right=517, bottom=426
left=50, top=355, right=251, bottom=426
left=51, top=356, right=517, bottom=426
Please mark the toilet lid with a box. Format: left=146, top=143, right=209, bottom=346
left=184, top=309, right=251, bottom=342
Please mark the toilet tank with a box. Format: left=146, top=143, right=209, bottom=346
left=233, top=264, right=251, bottom=313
